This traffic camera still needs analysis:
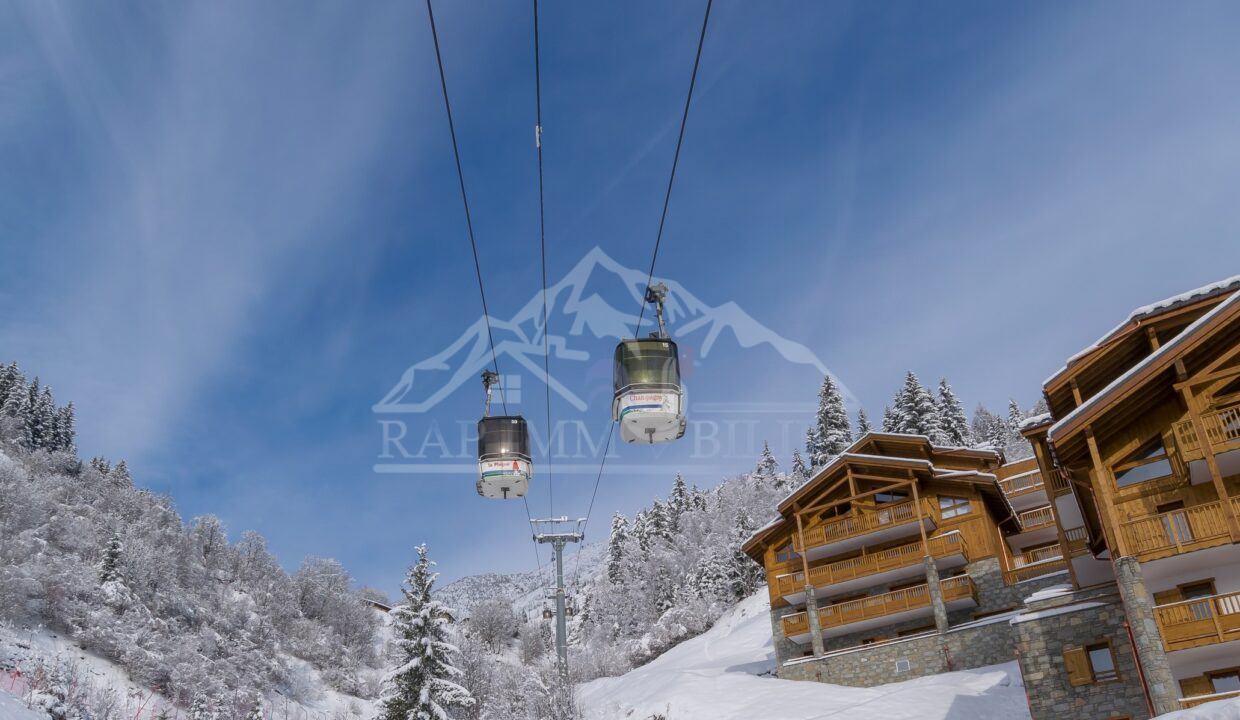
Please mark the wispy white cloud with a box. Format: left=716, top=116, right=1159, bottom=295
left=3, top=2, right=421, bottom=461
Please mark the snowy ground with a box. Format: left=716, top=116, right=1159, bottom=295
left=578, top=590, right=1240, bottom=720
left=0, top=687, right=46, bottom=720
left=578, top=590, right=1031, bottom=720
left=0, top=621, right=377, bottom=719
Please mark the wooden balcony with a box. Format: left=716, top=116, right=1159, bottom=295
left=1004, top=544, right=1068, bottom=585
left=1121, top=500, right=1236, bottom=561
left=780, top=576, right=976, bottom=642
left=775, top=532, right=968, bottom=601
left=1180, top=690, right=1240, bottom=709
left=1063, top=526, right=1090, bottom=556
left=1173, top=406, right=1240, bottom=461
left=793, top=498, right=936, bottom=560
left=1017, top=505, right=1056, bottom=532
left=1047, top=467, right=1074, bottom=497
left=1154, top=590, right=1240, bottom=652
left=999, top=470, right=1045, bottom=498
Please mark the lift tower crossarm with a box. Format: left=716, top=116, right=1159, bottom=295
left=529, top=517, right=586, bottom=679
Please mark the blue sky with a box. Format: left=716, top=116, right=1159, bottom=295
left=2, top=1, right=1238, bottom=592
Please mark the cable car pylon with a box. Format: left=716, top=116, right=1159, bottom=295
left=612, top=283, right=687, bottom=444
left=530, top=516, right=585, bottom=679
left=477, top=370, right=532, bottom=500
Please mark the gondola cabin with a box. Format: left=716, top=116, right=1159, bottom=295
left=612, top=338, right=686, bottom=444
left=477, top=415, right=531, bottom=499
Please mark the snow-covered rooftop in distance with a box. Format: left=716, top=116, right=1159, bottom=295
left=1024, top=584, right=1074, bottom=603
left=1018, top=412, right=1052, bottom=432
left=1044, top=274, right=1240, bottom=388
left=1050, top=290, right=1240, bottom=442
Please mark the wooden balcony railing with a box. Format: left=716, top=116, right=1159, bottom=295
left=1180, top=690, right=1240, bottom=709
left=1005, top=558, right=1067, bottom=584
left=1047, top=468, right=1074, bottom=497
left=1018, top=505, right=1056, bottom=531
left=818, top=576, right=975, bottom=631
left=793, top=498, right=933, bottom=553
left=1173, top=406, right=1240, bottom=458
left=1004, top=543, right=1068, bottom=584
left=782, top=577, right=975, bottom=638
left=1154, top=590, right=1240, bottom=652
left=776, top=532, right=968, bottom=597
left=1121, top=501, right=1233, bottom=561
left=998, top=471, right=1044, bottom=498
left=782, top=610, right=809, bottom=637
left=1063, top=526, right=1090, bottom=556
left=1013, top=545, right=1064, bottom=567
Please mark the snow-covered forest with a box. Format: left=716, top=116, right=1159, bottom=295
left=0, top=361, right=1044, bottom=719
left=0, top=362, right=384, bottom=718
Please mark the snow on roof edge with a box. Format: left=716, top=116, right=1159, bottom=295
left=1043, top=274, right=1240, bottom=388
left=1048, top=290, right=1240, bottom=442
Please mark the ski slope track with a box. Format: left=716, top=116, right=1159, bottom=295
left=578, top=589, right=1240, bottom=720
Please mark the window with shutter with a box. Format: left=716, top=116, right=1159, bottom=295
left=1063, top=646, right=1092, bottom=687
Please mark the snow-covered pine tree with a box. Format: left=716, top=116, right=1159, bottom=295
left=856, top=407, right=873, bottom=437
left=807, top=374, right=851, bottom=467
left=754, top=441, right=779, bottom=482
left=53, top=402, right=76, bottom=452
left=648, top=499, right=672, bottom=543
left=881, top=405, right=897, bottom=432
left=606, top=512, right=629, bottom=584
left=691, top=546, right=732, bottom=601
left=970, top=404, right=1003, bottom=448
left=691, top=484, right=708, bottom=512
left=790, top=450, right=809, bottom=486
left=100, top=533, right=123, bottom=584
left=1006, top=399, right=1025, bottom=436
left=190, top=695, right=215, bottom=720
left=891, top=371, right=942, bottom=439
left=110, top=460, right=133, bottom=487
left=668, top=473, right=689, bottom=531
left=380, top=544, right=474, bottom=720
left=935, top=378, right=971, bottom=447
left=245, top=696, right=265, bottom=720
left=0, top=362, right=21, bottom=407
left=726, top=512, right=764, bottom=600
left=32, top=385, right=55, bottom=449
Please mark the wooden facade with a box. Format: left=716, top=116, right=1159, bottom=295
left=1030, top=277, right=1240, bottom=711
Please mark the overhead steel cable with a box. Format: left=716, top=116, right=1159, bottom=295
left=634, top=0, right=714, bottom=338
left=533, top=0, right=556, bottom=523
left=425, top=0, right=507, bottom=414
left=576, top=0, right=714, bottom=580
left=427, top=0, right=544, bottom=573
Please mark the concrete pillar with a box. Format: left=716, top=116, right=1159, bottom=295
left=1113, top=556, right=1179, bottom=716
left=924, top=557, right=950, bottom=633
left=805, top=585, right=826, bottom=657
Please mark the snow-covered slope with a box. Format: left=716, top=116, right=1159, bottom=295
left=436, top=543, right=605, bottom=621
left=1, top=688, right=45, bottom=720
left=579, top=589, right=1031, bottom=720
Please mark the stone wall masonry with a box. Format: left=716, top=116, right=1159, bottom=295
left=779, top=614, right=1021, bottom=686
left=1013, top=591, right=1151, bottom=720
left=770, top=601, right=807, bottom=665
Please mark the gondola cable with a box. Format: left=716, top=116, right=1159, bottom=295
left=633, top=0, right=713, bottom=338
left=577, top=0, right=714, bottom=578
left=533, top=0, right=556, bottom=523
left=425, top=0, right=508, bottom=415
left=427, top=0, right=543, bottom=571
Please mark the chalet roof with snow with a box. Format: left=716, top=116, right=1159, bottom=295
left=1048, top=288, right=1240, bottom=457
left=1041, top=275, right=1240, bottom=422
left=743, top=433, right=1008, bottom=560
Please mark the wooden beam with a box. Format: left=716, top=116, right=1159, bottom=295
left=910, top=479, right=930, bottom=549
left=1085, top=427, right=1128, bottom=558
left=795, top=514, right=812, bottom=586
left=846, top=467, right=858, bottom=498
left=1178, top=386, right=1240, bottom=540
left=1146, top=326, right=1161, bottom=352
left=1071, top=379, right=1084, bottom=407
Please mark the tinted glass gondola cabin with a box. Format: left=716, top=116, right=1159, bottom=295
left=476, top=370, right=531, bottom=500
left=612, top=338, right=686, bottom=444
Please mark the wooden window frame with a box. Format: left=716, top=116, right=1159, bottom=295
left=938, top=495, right=972, bottom=520
left=1085, top=641, right=1120, bottom=683
left=1112, top=438, right=1173, bottom=489
left=775, top=543, right=800, bottom=564
left=1207, top=667, right=1240, bottom=694
left=1064, top=640, right=1121, bottom=686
